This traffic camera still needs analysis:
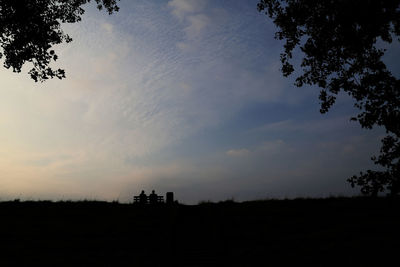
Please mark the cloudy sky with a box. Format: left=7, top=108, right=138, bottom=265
left=0, top=0, right=393, bottom=204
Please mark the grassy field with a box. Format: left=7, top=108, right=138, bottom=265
left=0, top=197, right=399, bottom=266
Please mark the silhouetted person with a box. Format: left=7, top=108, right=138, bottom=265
left=139, top=190, right=148, bottom=204
left=149, top=190, right=158, bottom=205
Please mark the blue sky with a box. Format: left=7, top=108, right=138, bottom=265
left=0, top=0, right=388, bottom=203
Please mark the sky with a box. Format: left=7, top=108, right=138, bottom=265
left=0, top=0, right=393, bottom=204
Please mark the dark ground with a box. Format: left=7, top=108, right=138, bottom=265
left=0, top=197, right=399, bottom=266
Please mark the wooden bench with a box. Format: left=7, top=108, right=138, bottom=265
left=133, top=195, right=164, bottom=204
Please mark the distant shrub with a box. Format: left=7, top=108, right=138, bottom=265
left=198, top=200, right=214, bottom=205
left=218, top=198, right=236, bottom=204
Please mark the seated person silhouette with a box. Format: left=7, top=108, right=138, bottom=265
left=139, top=190, right=148, bottom=204
left=149, top=190, right=158, bottom=205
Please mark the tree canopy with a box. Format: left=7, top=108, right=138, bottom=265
left=258, top=0, right=400, bottom=196
left=0, top=0, right=119, bottom=82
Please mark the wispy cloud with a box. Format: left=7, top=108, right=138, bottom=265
left=101, top=22, right=113, bottom=34
left=184, top=14, right=210, bottom=39
left=168, top=0, right=212, bottom=50
left=226, top=148, right=250, bottom=157
left=168, top=0, right=208, bottom=20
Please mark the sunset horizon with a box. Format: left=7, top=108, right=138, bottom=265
left=1, top=0, right=398, bottom=204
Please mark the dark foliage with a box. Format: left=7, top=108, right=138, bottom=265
left=0, top=0, right=119, bottom=82
left=257, top=0, right=400, bottom=196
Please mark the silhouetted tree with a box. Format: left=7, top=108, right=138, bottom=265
left=0, top=0, right=119, bottom=82
left=257, top=0, right=400, bottom=196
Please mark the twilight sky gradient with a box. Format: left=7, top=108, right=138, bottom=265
left=0, top=0, right=392, bottom=203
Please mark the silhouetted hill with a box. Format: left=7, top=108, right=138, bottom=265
left=1, top=197, right=399, bottom=266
